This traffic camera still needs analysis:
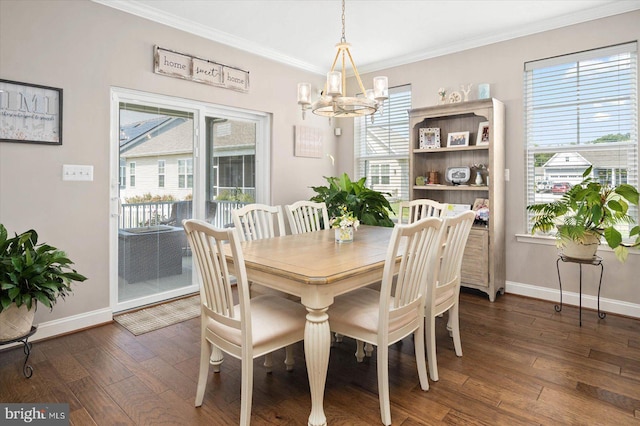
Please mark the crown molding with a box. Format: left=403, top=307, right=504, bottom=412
left=92, top=0, right=640, bottom=76
left=90, top=0, right=325, bottom=74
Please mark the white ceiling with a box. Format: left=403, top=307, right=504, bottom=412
left=94, top=0, right=640, bottom=75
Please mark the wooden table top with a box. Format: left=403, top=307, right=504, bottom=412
left=235, top=225, right=394, bottom=285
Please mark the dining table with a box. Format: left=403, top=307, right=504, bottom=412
left=225, top=225, right=395, bottom=426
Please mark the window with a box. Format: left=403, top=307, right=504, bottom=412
left=354, top=85, right=411, bottom=203
left=178, top=158, right=193, bottom=188
left=525, top=42, right=638, bottom=232
left=129, top=162, right=136, bottom=187
left=119, top=160, right=126, bottom=188
left=158, top=160, right=165, bottom=188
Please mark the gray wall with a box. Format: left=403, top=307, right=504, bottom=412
left=1, top=0, right=638, bottom=337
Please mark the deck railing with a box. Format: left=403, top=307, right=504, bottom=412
left=119, top=200, right=249, bottom=230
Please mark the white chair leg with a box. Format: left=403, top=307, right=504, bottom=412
left=426, top=316, right=439, bottom=382
left=414, top=328, right=429, bottom=391
left=450, top=305, right=463, bottom=357
left=263, top=353, right=273, bottom=373
left=284, top=345, right=295, bottom=371
left=240, top=351, right=254, bottom=426
left=210, top=344, right=224, bottom=373
left=195, top=340, right=212, bottom=407
left=376, top=345, right=391, bottom=426
left=364, top=342, right=374, bottom=357
left=355, top=340, right=365, bottom=362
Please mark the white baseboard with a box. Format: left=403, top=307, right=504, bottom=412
left=505, top=280, right=640, bottom=319
left=1, top=308, right=113, bottom=349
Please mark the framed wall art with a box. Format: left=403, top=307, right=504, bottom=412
left=446, top=131, right=469, bottom=147
left=0, top=79, right=63, bottom=145
left=476, top=121, right=490, bottom=146
left=419, top=127, right=440, bottom=149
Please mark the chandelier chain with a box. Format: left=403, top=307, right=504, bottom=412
left=341, top=0, right=346, bottom=43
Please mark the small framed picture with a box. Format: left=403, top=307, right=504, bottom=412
left=419, top=128, right=440, bottom=149
left=476, top=121, right=490, bottom=146
left=472, top=198, right=489, bottom=211
left=447, top=131, right=469, bottom=147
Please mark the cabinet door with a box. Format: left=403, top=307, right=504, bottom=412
left=461, top=228, right=489, bottom=287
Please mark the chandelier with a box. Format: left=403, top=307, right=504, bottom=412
left=297, top=0, right=388, bottom=119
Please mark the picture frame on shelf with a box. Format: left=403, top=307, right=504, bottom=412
left=0, top=79, right=63, bottom=145
left=476, top=121, right=490, bottom=146
left=447, top=131, right=469, bottom=147
left=472, top=198, right=489, bottom=211
left=419, top=127, right=440, bottom=149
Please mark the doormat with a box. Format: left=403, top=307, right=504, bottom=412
left=114, top=295, right=200, bottom=336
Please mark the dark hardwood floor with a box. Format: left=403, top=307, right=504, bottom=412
left=2, top=290, right=640, bottom=425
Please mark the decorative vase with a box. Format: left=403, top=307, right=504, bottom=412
left=0, top=303, right=35, bottom=341
left=475, top=171, right=483, bottom=185
left=335, top=226, right=354, bottom=243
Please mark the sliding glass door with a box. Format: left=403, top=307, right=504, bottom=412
left=115, top=101, right=197, bottom=310
left=110, top=88, right=270, bottom=312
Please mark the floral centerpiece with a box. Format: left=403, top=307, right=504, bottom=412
left=331, top=205, right=360, bottom=243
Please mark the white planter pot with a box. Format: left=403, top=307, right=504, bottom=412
left=561, top=233, right=600, bottom=260
left=0, top=303, right=35, bottom=341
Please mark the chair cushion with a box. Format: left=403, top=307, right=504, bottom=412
left=329, top=288, right=418, bottom=336
left=206, top=294, right=306, bottom=347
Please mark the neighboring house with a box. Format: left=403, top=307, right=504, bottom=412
left=119, top=116, right=256, bottom=202
left=539, top=151, right=630, bottom=186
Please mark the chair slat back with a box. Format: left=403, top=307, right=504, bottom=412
left=285, top=201, right=330, bottom=234
left=183, top=219, right=251, bottom=335
left=437, top=211, right=475, bottom=289
left=379, top=217, right=443, bottom=331
left=398, top=199, right=448, bottom=224
left=232, top=204, right=285, bottom=241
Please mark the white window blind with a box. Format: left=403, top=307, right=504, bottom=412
left=524, top=42, right=638, bottom=232
left=354, top=84, right=411, bottom=202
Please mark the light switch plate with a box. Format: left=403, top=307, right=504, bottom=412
left=62, top=164, right=94, bottom=181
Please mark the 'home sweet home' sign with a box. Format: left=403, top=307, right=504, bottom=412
left=154, top=46, right=249, bottom=93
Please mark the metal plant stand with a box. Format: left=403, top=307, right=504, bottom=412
left=0, top=326, right=37, bottom=378
left=556, top=255, right=605, bottom=326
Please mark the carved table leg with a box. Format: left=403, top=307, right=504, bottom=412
left=305, top=307, right=330, bottom=426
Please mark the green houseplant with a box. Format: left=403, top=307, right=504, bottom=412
left=527, top=166, right=640, bottom=262
left=310, top=173, right=395, bottom=227
left=0, top=224, right=87, bottom=340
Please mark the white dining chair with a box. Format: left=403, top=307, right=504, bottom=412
left=353, top=198, right=448, bottom=360
left=328, top=217, right=443, bottom=426
left=184, top=219, right=307, bottom=426
left=397, top=199, right=448, bottom=224
left=424, top=210, right=475, bottom=382
left=232, top=203, right=286, bottom=241
left=284, top=200, right=330, bottom=234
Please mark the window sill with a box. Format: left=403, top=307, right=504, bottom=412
left=515, top=233, right=640, bottom=256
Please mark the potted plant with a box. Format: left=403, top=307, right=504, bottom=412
left=527, top=166, right=640, bottom=262
left=0, top=224, right=87, bottom=340
left=310, top=173, right=395, bottom=227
